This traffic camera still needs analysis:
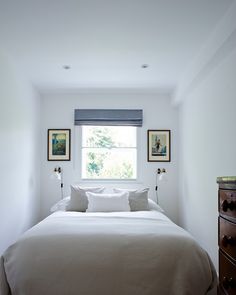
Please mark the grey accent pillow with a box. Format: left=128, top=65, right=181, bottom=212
left=67, top=185, right=105, bottom=211
left=113, top=188, right=149, bottom=211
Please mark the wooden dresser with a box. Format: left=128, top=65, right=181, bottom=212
left=217, top=177, right=236, bottom=295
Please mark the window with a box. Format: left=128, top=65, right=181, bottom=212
left=81, top=126, right=137, bottom=179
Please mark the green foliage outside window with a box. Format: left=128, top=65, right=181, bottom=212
left=82, top=126, right=136, bottom=179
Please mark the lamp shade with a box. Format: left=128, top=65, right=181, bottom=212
left=158, top=173, right=167, bottom=182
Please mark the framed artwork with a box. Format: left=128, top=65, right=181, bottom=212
left=48, top=129, right=71, bottom=161
left=147, top=130, right=171, bottom=162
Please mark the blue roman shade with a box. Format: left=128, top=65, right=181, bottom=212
left=74, top=109, right=143, bottom=126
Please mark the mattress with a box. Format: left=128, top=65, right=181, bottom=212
left=0, top=211, right=217, bottom=295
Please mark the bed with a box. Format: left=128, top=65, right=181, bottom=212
left=0, top=186, right=217, bottom=295
left=0, top=210, right=217, bottom=295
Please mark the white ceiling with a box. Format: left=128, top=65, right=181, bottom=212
left=0, top=0, right=234, bottom=93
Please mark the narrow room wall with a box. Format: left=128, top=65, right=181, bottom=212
left=179, top=48, right=236, bottom=269
left=0, top=51, right=41, bottom=254
left=40, top=92, right=179, bottom=223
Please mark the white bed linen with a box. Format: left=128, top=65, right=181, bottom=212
left=0, top=211, right=217, bottom=295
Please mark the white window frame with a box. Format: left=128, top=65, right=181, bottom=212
left=76, top=125, right=141, bottom=182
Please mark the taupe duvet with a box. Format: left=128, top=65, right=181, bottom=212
left=0, top=211, right=217, bottom=295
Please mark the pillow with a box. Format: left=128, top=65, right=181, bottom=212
left=148, top=198, right=165, bottom=213
left=50, top=196, right=70, bottom=212
left=67, top=185, right=105, bottom=211
left=86, top=192, right=130, bottom=212
left=113, top=188, right=149, bottom=211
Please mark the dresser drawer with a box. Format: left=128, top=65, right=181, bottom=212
left=219, top=251, right=236, bottom=295
left=219, top=217, right=236, bottom=261
left=219, top=190, right=236, bottom=219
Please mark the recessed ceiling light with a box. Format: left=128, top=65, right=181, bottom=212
left=141, top=64, right=149, bottom=68
left=63, top=65, right=71, bottom=70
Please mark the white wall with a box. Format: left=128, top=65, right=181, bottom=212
left=0, top=51, right=41, bottom=255
left=40, top=92, right=179, bottom=222
left=179, top=48, right=236, bottom=269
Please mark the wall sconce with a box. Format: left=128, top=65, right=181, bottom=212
left=52, top=166, right=64, bottom=199
left=157, top=168, right=167, bottom=181
left=155, top=168, right=167, bottom=203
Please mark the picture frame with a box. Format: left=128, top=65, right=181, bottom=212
left=48, top=129, right=71, bottom=161
left=147, top=130, right=171, bottom=162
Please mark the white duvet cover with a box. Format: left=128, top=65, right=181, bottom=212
left=0, top=211, right=216, bottom=295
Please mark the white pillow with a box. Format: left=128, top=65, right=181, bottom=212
left=113, top=188, right=149, bottom=211
left=148, top=199, right=165, bottom=213
left=67, top=185, right=105, bottom=211
left=86, top=192, right=130, bottom=212
left=50, top=196, right=70, bottom=212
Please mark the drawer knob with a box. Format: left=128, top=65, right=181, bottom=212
left=221, top=200, right=235, bottom=212
left=222, top=235, right=235, bottom=247
left=222, top=276, right=235, bottom=289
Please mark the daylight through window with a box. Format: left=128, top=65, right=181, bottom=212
left=81, top=126, right=137, bottom=179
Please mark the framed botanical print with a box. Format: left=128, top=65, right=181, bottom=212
left=48, top=129, right=71, bottom=161
left=147, top=130, right=171, bottom=162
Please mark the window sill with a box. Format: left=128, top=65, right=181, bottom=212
left=80, top=178, right=142, bottom=184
